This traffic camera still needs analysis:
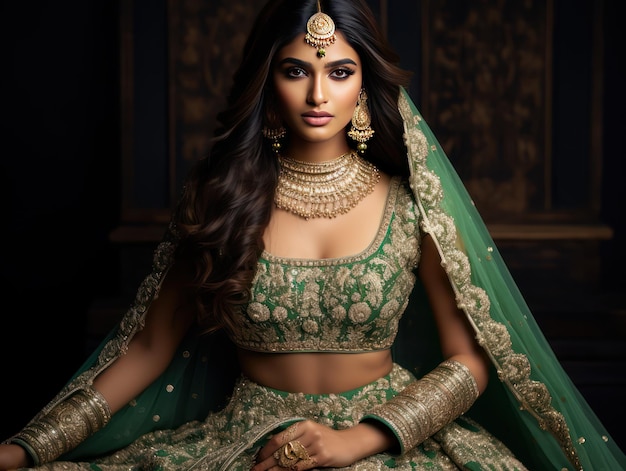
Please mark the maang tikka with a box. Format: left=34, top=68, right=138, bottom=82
left=348, top=88, right=375, bottom=154
left=305, top=0, right=336, bottom=58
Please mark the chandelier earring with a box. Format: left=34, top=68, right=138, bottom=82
left=348, top=88, right=375, bottom=154
left=262, top=125, right=286, bottom=154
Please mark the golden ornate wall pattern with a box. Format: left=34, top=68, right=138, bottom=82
left=168, top=0, right=266, bottom=167
left=422, top=0, right=553, bottom=220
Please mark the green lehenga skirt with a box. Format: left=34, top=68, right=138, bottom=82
left=36, top=364, right=527, bottom=471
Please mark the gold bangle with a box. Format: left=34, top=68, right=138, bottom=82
left=361, top=359, right=479, bottom=455
left=9, top=386, right=111, bottom=466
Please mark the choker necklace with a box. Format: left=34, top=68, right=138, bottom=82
left=275, top=151, right=381, bottom=219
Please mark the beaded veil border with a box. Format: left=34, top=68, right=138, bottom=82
left=398, top=87, right=589, bottom=470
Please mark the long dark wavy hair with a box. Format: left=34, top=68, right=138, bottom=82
left=175, top=0, right=413, bottom=334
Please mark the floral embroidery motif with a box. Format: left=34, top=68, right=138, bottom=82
left=230, top=178, right=421, bottom=353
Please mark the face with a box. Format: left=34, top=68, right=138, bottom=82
left=272, top=31, right=363, bottom=156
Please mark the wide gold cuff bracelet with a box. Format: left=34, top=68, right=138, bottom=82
left=9, top=386, right=111, bottom=466
left=361, top=359, right=479, bottom=455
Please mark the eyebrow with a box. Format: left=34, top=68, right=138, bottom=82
left=277, top=57, right=358, bottom=68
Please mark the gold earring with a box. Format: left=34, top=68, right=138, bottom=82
left=262, top=126, right=286, bottom=154
left=348, top=88, right=375, bottom=154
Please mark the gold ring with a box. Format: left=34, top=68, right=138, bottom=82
left=272, top=440, right=309, bottom=467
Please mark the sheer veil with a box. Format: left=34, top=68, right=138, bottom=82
left=398, top=86, right=625, bottom=470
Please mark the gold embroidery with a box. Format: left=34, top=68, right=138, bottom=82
left=232, top=178, right=421, bottom=353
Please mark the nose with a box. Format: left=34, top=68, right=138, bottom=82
left=307, top=75, right=328, bottom=106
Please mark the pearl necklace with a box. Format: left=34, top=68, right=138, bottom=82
left=275, top=151, right=380, bottom=219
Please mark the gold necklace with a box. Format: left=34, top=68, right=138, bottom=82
left=275, top=151, right=381, bottom=219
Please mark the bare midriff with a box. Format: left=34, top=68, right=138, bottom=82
left=237, top=348, right=394, bottom=394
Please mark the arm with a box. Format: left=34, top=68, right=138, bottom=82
left=93, top=261, right=196, bottom=414
left=418, top=233, right=490, bottom=391
left=2, top=261, right=196, bottom=469
left=360, top=233, right=490, bottom=454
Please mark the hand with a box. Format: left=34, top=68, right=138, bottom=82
left=0, top=443, right=29, bottom=471
left=251, top=419, right=393, bottom=470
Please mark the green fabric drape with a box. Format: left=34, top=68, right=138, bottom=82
left=397, top=87, right=625, bottom=470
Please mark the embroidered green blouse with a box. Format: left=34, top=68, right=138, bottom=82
left=231, top=177, right=421, bottom=353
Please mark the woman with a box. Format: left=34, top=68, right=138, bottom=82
left=1, top=1, right=624, bottom=470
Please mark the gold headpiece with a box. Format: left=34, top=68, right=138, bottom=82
left=305, top=0, right=336, bottom=58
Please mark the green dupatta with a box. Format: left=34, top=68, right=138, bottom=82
left=397, top=87, right=625, bottom=470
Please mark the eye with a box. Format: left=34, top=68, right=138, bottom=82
left=330, top=68, right=355, bottom=80
left=285, top=67, right=307, bottom=78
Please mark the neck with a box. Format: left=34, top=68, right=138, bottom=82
left=283, top=138, right=351, bottom=163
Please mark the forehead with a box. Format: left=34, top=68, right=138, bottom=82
left=275, top=32, right=361, bottom=65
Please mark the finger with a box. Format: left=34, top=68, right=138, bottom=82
left=250, top=452, right=278, bottom=471
left=252, top=447, right=291, bottom=471
left=280, top=422, right=300, bottom=443
left=253, top=441, right=303, bottom=471
left=287, top=456, right=318, bottom=471
left=257, top=422, right=303, bottom=463
left=272, top=440, right=313, bottom=470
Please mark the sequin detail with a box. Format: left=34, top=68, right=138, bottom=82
left=231, top=178, right=421, bottom=352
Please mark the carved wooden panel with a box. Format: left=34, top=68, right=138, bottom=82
left=421, top=0, right=553, bottom=221
left=168, top=0, right=266, bottom=187
left=119, top=0, right=266, bottom=223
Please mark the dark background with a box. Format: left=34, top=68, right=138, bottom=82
left=1, top=0, right=624, bottom=454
